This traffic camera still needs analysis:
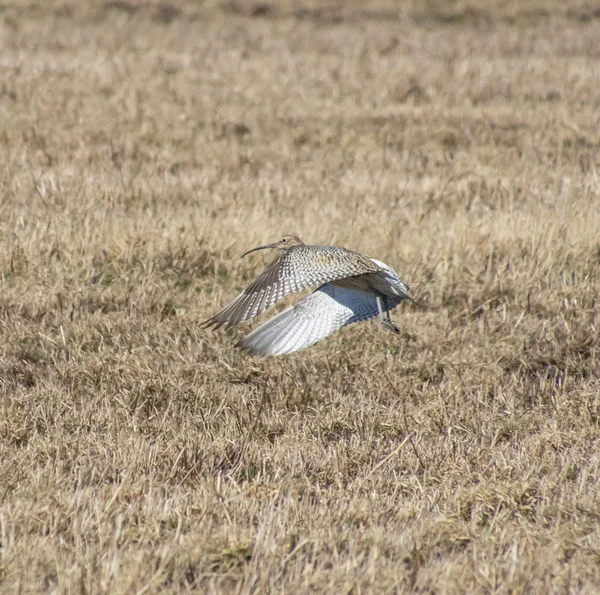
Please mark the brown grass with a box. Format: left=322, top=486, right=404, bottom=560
left=2, top=0, right=600, bottom=592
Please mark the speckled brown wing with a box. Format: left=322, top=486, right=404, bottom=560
left=201, top=245, right=382, bottom=330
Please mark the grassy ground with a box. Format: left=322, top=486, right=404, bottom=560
left=2, top=0, right=600, bottom=592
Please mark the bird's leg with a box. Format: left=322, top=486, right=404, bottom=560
left=383, top=296, right=401, bottom=334
left=376, top=295, right=400, bottom=334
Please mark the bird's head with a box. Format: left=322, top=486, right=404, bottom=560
left=241, top=235, right=304, bottom=258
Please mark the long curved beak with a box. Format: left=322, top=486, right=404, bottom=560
left=240, top=243, right=277, bottom=258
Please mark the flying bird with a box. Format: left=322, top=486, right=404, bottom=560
left=201, top=236, right=419, bottom=356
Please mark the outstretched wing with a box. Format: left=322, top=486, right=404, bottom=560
left=201, top=246, right=380, bottom=330
left=236, top=283, right=407, bottom=357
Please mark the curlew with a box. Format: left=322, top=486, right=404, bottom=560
left=201, top=236, right=420, bottom=356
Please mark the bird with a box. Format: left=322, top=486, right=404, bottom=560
left=201, top=235, right=419, bottom=357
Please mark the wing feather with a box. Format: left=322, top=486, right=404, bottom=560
left=202, top=246, right=381, bottom=329
left=236, top=284, right=407, bottom=357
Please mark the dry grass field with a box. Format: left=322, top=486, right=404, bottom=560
left=2, top=0, right=600, bottom=592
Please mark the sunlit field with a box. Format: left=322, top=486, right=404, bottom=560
left=2, top=0, right=600, bottom=592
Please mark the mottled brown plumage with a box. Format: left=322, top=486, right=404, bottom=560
left=201, top=236, right=383, bottom=330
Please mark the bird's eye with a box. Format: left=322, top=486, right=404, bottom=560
left=281, top=238, right=287, bottom=243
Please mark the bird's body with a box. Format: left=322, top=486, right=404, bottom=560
left=202, top=236, right=418, bottom=357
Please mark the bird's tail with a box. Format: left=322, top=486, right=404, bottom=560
left=366, top=273, right=423, bottom=310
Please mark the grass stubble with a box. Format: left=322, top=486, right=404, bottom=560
left=1, top=0, right=600, bottom=592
